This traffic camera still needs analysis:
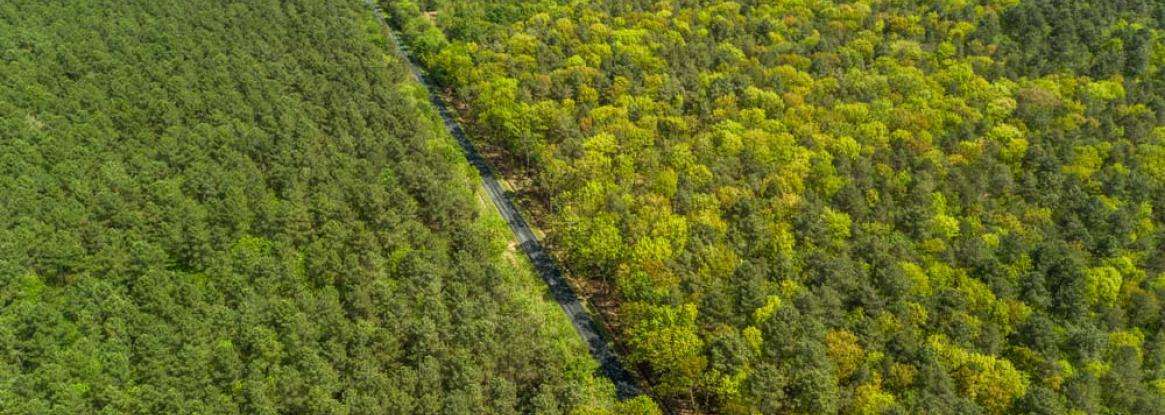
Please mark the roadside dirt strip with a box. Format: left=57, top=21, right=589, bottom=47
left=364, top=0, right=642, bottom=400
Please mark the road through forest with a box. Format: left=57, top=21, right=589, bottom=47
left=363, top=0, right=643, bottom=400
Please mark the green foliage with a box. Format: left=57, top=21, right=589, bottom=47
left=0, top=0, right=623, bottom=412
left=571, top=395, right=662, bottom=415
left=929, top=335, right=1029, bottom=413
left=396, top=0, right=1165, bottom=412
left=624, top=303, right=706, bottom=397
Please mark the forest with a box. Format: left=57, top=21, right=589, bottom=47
left=0, top=0, right=658, bottom=413
left=387, top=0, right=1165, bottom=413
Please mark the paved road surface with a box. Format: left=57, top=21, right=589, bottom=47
left=364, top=0, right=642, bottom=400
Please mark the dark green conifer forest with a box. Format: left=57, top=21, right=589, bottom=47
left=0, top=0, right=653, bottom=413
left=388, top=0, right=1165, bottom=413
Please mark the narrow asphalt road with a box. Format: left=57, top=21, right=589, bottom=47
left=364, top=0, right=642, bottom=400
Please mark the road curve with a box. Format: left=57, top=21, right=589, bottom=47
left=363, top=0, right=643, bottom=400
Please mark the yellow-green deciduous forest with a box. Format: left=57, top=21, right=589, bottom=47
left=388, top=0, right=1165, bottom=413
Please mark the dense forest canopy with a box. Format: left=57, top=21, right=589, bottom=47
left=389, top=0, right=1165, bottom=413
left=0, top=0, right=659, bottom=413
